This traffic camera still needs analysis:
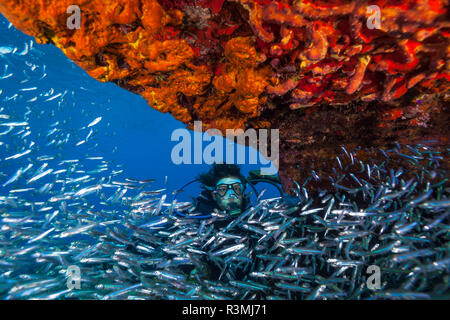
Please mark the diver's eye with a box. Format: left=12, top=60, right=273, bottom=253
left=216, top=185, right=228, bottom=196
left=232, top=183, right=242, bottom=195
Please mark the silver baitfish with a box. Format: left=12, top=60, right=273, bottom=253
left=0, top=141, right=448, bottom=300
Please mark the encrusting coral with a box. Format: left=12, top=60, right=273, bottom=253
left=1, top=0, right=448, bottom=191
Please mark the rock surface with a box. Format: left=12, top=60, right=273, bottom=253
left=1, top=0, right=448, bottom=191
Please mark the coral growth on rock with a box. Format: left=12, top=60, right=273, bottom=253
left=1, top=0, right=448, bottom=191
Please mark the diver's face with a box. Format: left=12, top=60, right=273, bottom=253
left=213, top=177, right=244, bottom=214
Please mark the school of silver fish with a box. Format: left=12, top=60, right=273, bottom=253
left=1, top=137, right=448, bottom=300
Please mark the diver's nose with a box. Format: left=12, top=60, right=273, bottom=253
left=225, top=190, right=238, bottom=199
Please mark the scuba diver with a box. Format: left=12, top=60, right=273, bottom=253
left=171, top=163, right=285, bottom=280
left=128, top=164, right=285, bottom=281
left=174, top=163, right=284, bottom=219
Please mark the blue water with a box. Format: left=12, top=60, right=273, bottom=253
left=0, top=14, right=277, bottom=203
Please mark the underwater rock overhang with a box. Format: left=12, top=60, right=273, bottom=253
left=1, top=0, right=448, bottom=192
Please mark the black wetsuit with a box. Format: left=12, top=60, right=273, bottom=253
left=189, top=189, right=255, bottom=280
left=128, top=190, right=253, bottom=281
left=192, top=190, right=220, bottom=215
